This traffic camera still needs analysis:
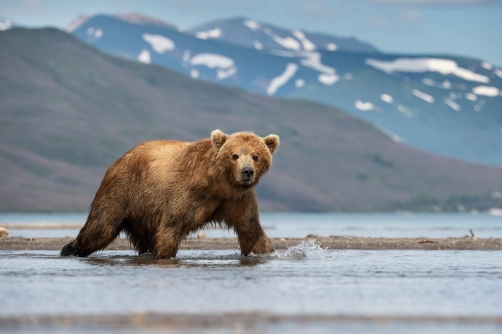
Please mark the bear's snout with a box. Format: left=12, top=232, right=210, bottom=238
left=241, top=167, right=254, bottom=179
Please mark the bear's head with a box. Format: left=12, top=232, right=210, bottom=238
left=211, top=130, right=279, bottom=189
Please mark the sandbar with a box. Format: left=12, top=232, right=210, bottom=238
left=0, top=236, right=500, bottom=251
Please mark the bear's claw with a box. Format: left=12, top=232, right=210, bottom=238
left=60, top=242, right=79, bottom=256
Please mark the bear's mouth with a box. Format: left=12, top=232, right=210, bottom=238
left=237, top=178, right=254, bottom=187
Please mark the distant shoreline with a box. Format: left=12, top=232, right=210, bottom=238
left=1, top=236, right=501, bottom=251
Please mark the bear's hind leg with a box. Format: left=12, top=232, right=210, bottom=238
left=125, top=227, right=155, bottom=255
left=60, top=209, right=125, bottom=257
left=152, top=225, right=184, bottom=259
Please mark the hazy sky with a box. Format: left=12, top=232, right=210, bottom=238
left=1, top=0, right=501, bottom=66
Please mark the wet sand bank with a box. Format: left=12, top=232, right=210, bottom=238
left=1, top=236, right=501, bottom=251
left=1, top=312, right=501, bottom=330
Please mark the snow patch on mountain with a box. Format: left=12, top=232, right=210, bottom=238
left=495, top=69, right=502, bottom=78
left=190, top=53, right=234, bottom=69
left=473, top=86, right=500, bottom=97
left=195, top=27, right=221, bottom=39
left=453, top=67, right=490, bottom=83
left=190, top=68, right=199, bottom=79
left=377, top=127, right=401, bottom=143
left=444, top=98, right=460, bottom=111
left=295, top=79, right=305, bottom=88
left=86, top=27, right=103, bottom=39
left=366, top=58, right=490, bottom=83
left=481, top=62, right=493, bottom=70
left=292, top=30, right=316, bottom=51
left=263, top=27, right=301, bottom=51
left=381, top=94, right=393, bottom=103
left=300, top=52, right=335, bottom=74
left=243, top=20, right=260, bottom=31
left=216, top=67, right=237, bottom=80
left=397, top=105, right=413, bottom=118
left=254, top=40, right=263, bottom=50
left=318, top=74, right=339, bottom=85
left=326, top=43, right=337, bottom=51
left=138, top=49, right=151, bottom=64
left=190, top=53, right=237, bottom=80
left=465, top=93, right=477, bottom=101
left=269, top=50, right=338, bottom=80
left=355, top=101, right=375, bottom=111
left=267, top=63, right=298, bottom=95
left=142, top=34, right=175, bottom=53
left=422, top=78, right=453, bottom=89
left=412, top=89, right=435, bottom=103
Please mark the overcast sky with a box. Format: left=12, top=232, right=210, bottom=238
left=1, top=0, right=501, bottom=66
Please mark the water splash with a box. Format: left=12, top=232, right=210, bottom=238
left=271, top=239, right=335, bottom=261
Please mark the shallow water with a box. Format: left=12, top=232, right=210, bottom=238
left=2, top=213, right=502, bottom=333
left=1, top=243, right=501, bottom=317
left=2, top=212, right=502, bottom=238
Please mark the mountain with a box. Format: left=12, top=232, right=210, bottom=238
left=68, top=14, right=502, bottom=167
left=2, top=28, right=502, bottom=213
left=66, top=13, right=176, bottom=33
left=187, top=17, right=379, bottom=54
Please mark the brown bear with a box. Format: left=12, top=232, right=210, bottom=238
left=60, top=130, right=279, bottom=259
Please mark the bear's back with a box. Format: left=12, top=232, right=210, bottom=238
left=125, top=140, right=191, bottom=179
left=133, top=139, right=189, bottom=157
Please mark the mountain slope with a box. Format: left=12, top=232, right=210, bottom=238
left=68, top=14, right=502, bottom=167
left=187, top=17, right=379, bottom=53
left=1, top=28, right=502, bottom=212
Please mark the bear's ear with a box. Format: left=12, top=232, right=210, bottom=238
left=211, top=129, right=228, bottom=153
left=263, top=134, right=280, bottom=155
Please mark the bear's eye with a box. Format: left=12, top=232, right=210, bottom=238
left=232, top=154, right=239, bottom=160
left=252, top=155, right=259, bottom=162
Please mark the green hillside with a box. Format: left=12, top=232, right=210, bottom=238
left=1, top=28, right=502, bottom=212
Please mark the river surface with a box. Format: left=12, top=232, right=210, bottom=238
left=2, top=212, right=502, bottom=239
left=1, top=213, right=501, bottom=333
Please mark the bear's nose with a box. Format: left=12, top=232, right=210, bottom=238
left=242, top=167, right=254, bottom=179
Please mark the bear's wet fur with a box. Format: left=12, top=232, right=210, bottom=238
left=60, top=130, right=279, bottom=259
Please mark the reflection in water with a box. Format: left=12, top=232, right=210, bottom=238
left=84, top=252, right=268, bottom=268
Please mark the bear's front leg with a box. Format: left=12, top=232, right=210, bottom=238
left=235, top=217, right=274, bottom=256
left=250, top=232, right=274, bottom=255
left=220, top=193, right=274, bottom=256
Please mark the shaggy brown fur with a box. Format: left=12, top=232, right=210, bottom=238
left=61, top=130, right=279, bottom=259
